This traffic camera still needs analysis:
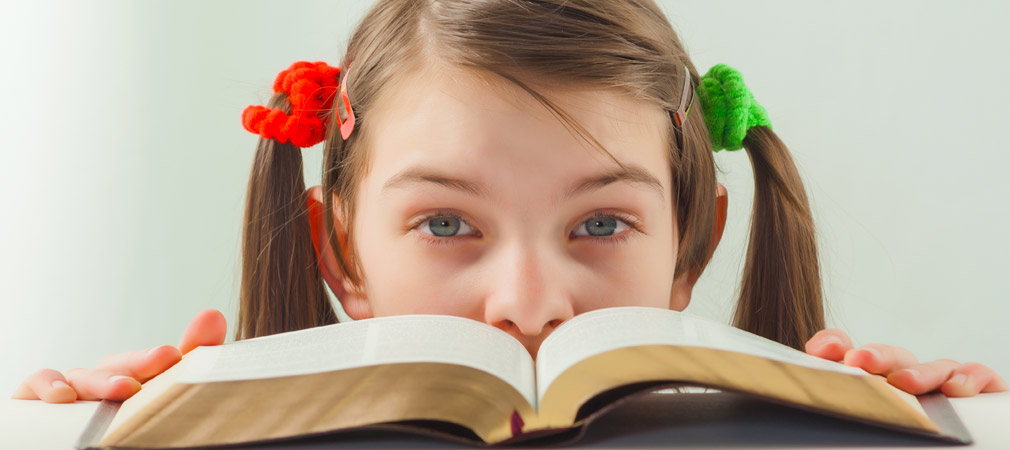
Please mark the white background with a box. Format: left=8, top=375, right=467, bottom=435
left=1, top=0, right=1007, bottom=394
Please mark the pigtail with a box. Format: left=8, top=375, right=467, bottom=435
left=236, top=93, right=338, bottom=341
left=733, top=126, right=824, bottom=349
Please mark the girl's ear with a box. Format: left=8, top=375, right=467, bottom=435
left=305, top=185, right=373, bottom=320
left=670, top=183, right=729, bottom=310
left=711, top=182, right=729, bottom=256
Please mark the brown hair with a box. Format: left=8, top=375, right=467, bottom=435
left=237, top=0, right=824, bottom=349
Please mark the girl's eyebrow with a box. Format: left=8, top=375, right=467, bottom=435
left=381, top=165, right=664, bottom=202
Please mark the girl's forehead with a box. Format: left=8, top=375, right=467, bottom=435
left=361, top=66, right=671, bottom=197
left=370, top=65, right=668, bottom=139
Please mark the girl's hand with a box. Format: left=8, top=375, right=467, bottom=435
left=10, top=309, right=226, bottom=403
left=805, top=328, right=1008, bottom=397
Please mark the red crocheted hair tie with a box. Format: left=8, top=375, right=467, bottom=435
left=241, top=61, right=356, bottom=147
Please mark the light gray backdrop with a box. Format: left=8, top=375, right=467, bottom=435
left=2, top=0, right=1007, bottom=394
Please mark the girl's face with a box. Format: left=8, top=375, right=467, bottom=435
left=327, top=66, right=693, bottom=359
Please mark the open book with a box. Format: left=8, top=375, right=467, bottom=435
left=76, top=307, right=971, bottom=448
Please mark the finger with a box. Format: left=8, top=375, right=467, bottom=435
left=804, top=328, right=853, bottom=362
left=886, top=359, right=960, bottom=395
left=178, top=309, right=227, bottom=356
left=95, top=344, right=182, bottom=383
left=843, top=343, right=919, bottom=375
left=64, top=368, right=141, bottom=401
left=942, top=362, right=1010, bottom=397
left=981, top=370, right=1009, bottom=393
left=10, top=369, right=77, bottom=403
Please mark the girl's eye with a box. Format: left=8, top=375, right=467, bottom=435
left=417, top=214, right=477, bottom=238
left=411, top=211, right=639, bottom=246
left=572, top=214, right=634, bottom=238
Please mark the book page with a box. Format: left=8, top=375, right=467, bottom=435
left=177, top=315, right=536, bottom=407
left=536, top=307, right=867, bottom=401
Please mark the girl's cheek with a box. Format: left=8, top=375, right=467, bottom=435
left=373, top=238, right=485, bottom=316
left=413, top=237, right=486, bottom=267
left=568, top=241, right=639, bottom=275
left=568, top=242, right=672, bottom=309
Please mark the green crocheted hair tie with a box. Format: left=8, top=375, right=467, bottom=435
left=697, top=64, right=772, bottom=152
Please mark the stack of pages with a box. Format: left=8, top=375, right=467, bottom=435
left=76, top=307, right=972, bottom=448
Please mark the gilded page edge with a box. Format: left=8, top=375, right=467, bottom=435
left=533, top=345, right=939, bottom=435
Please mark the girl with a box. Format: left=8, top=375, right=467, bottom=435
left=14, top=0, right=1005, bottom=403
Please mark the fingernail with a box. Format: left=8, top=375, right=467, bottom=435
left=821, top=335, right=842, bottom=346
left=109, top=375, right=134, bottom=384
left=862, top=347, right=882, bottom=360
left=903, top=368, right=920, bottom=379
left=147, top=346, right=160, bottom=355
left=950, top=373, right=969, bottom=386
left=51, top=380, right=70, bottom=390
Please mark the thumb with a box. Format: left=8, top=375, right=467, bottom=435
left=177, top=309, right=227, bottom=356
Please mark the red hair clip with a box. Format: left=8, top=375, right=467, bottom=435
left=337, top=69, right=355, bottom=140
left=241, top=61, right=356, bottom=147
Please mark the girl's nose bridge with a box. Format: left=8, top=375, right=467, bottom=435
left=483, top=236, right=575, bottom=337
